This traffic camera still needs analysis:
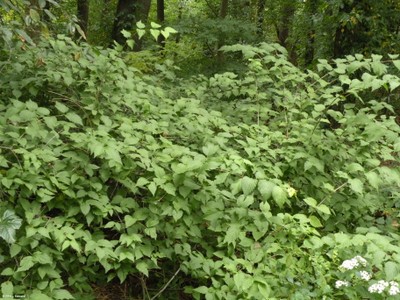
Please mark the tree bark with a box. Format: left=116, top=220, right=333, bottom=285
left=304, top=0, right=317, bottom=66
left=111, top=0, right=137, bottom=45
left=256, top=0, right=266, bottom=37
left=216, top=0, right=229, bottom=61
left=157, top=0, right=165, bottom=47
left=76, top=0, right=89, bottom=39
left=276, top=1, right=295, bottom=49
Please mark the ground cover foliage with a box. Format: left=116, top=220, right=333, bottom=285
left=0, top=34, right=400, bottom=299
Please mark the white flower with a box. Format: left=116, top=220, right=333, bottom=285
left=339, top=256, right=368, bottom=270
left=390, top=281, right=399, bottom=287
left=335, top=280, right=351, bottom=288
left=340, top=258, right=359, bottom=270
left=355, top=256, right=367, bottom=267
left=368, top=280, right=389, bottom=294
left=359, top=271, right=372, bottom=281
left=389, top=282, right=400, bottom=295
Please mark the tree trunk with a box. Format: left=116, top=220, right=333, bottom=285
left=256, top=0, right=266, bottom=37
left=304, top=0, right=317, bottom=66
left=76, top=0, right=89, bottom=39
left=157, top=0, right=165, bottom=47
left=276, top=1, right=295, bottom=49
left=111, top=0, right=137, bottom=45
left=217, top=0, right=229, bottom=61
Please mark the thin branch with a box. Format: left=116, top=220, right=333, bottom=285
left=150, top=267, right=181, bottom=300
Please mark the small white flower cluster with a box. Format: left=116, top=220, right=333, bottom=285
left=359, top=270, right=372, bottom=281
left=335, top=280, right=351, bottom=288
left=368, top=280, right=400, bottom=295
left=339, top=255, right=368, bottom=270
left=335, top=256, right=400, bottom=297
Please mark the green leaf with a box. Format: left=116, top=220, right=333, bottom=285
left=161, top=27, right=177, bottom=39
left=148, top=182, right=157, bottom=196
left=125, top=215, right=136, bottom=227
left=349, top=178, right=363, bottom=194
left=18, top=256, right=34, bottom=272
left=385, top=261, right=398, bottom=280
left=223, top=223, right=241, bottom=245
left=393, top=60, right=400, bottom=71
left=150, top=22, right=162, bottom=29
left=55, top=102, right=69, bottom=113
left=29, top=290, right=53, bottom=300
left=137, top=177, right=149, bottom=187
left=121, top=29, right=131, bottom=38
left=136, top=261, right=149, bottom=276
left=272, top=186, right=286, bottom=208
left=29, top=9, right=40, bottom=22
left=10, top=244, right=21, bottom=257
left=1, top=281, right=13, bottom=298
left=136, top=21, right=146, bottom=29
left=258, top=180, right=275, bottom=201
left=316, top=204, right=331, bottom=215
left=15, top=29, right=35, bottom=45
left=309, top=216, right=323, bottom=228
left=52, top=289, right=74, bottom=299
left=304, top=197, right=317, bottom=208
left=1, top=268, right=14, bottom=276
left=365, top=172, right=381, bottom=189
left=126, top=39, right=134, bottom=49
left=193, top=286, right=208, bottom=294
left=137, top=29, right=146, bottom=39
left=66, top=112, right=83, bottom=126
left=241, top=176, right=257, bottom=195
left=150, top=29, right=160, bottom=40
left=0, top=210, right=22, bottom=243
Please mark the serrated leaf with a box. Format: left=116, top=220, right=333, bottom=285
left=136, top=261, right=149, bottom=276
left=55, top=102, right=69, bottom=113
left=0, top=210, right=22, bottom=244
left=194, top=286, right=208, bottom=294
left=53, top=289, right=74, bottom=299
left=148, top=182, right=157, bottom=195
left=29, top=9, right=40, bottom=22
left=272, top=186, right=287, bottom=208
left=137, top=177, right=149, bottom=187
left=304, top=197, right=317, bottom=208
left=223, top=223, right=241, bottom=245
left=349, top=178, right=363, bottom=194
left=385, top=261, right=398, bottom=280
left=1, top=281, right=13, bottom=297
left=30, top=290, right=53, bottom=300
left=365, top=171, right=381, bottom=189
left=17, top=256, right=34, bottom=272
left=241, top=176, right=257, bottom=195
left=10, top=244, right=21, bottom=257
left=16, top=29, right=35, bottom=45
left=125, top=215, right=136, bottom=227
left=309, top=216, right=323, bottom=228
left=258, top=180, right=275, bottom=201
left=316, top=204, right=331, bottom=215
left=1, top=268, right=14, bottom=276
left=80, top=202, right=90, bottom=215
left=66, top=112, right=83, bottom=125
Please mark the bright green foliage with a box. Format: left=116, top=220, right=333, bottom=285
left=0, top=30, right=399, bottom=300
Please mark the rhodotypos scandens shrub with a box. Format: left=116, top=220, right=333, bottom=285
left=0, top=35, right=399, bottom=299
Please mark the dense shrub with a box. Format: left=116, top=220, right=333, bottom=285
left=0, top=36, right=399, bottom=299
